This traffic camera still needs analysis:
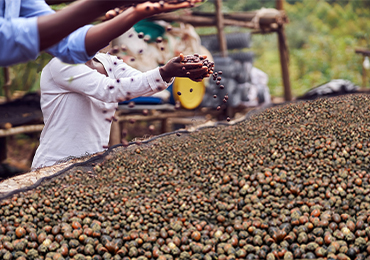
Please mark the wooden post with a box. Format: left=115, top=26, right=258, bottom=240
left=355, top=49, right=370, bottom=88
left=276, top=0, right=284, bottom=10
left=215, top=0, right=227, bottom=57
left=109, top=112, right=121, bottom=146
left=362, top=56, right=368, bottom=88
left=0, top=137, right=6, bottom=163
left=276, top=0, right=292, bottom=101
left=0, top=67, right=11, bottom=162
left=3, top=67, right=12, bottom=102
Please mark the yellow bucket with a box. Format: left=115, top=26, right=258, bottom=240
left=172, top=77, right=205, bottom=110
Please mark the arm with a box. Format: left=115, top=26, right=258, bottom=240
left=0, top=0, right=56, bottom=66
left=37, top=0, right=118, bottom=52
left=46, top=56, right=169, bottom=103
left=84, top=1, right=201, bottom=56
left=37, top=0, right=162, bottom=51
left=0, top=0, right=147, bottom=66
left=40, top=0, right=201, bottom=63
left=107, top=52, right=209, bottom=84
left=38, top=0, right=201, bottom=55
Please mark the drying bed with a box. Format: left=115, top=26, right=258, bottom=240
left=0, top=94, right=370, bottom=260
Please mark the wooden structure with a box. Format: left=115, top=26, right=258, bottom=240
left=355, top=48, right=370, bottom=88
left=2, top=68, right=11, bottom=102
left=109, top=104, right=223, bottom=146
left=276, top=0, right=292, bottom=101
left=152, top=0, right=291, bottom=100
left=2, top=0, right=291, bottom=102
left=215, top=0, right=227, bottom=58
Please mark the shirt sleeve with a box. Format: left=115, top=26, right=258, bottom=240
left=46, top=57, right=169, bottom=103
left=24, top=0, right=95, bottom=64
left=0, top=0, right=52, bottom=66
left=0, top=16, right=39, bottom=66
left=103, top=54, right=174, bottom=91
left=0, top=0, right=94, bottom=66
left=21, top=0, right=94, bottom=65
left=45, top=25, right=95, bottom=64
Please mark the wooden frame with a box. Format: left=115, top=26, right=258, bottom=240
left=355, top=48, right=370, bottom=88
left=151, top=1, right=291, bottom=100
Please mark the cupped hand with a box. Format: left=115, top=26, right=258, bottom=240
left=160, top=53, right=210, bottom=83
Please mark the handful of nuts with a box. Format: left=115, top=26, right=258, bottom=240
left=147, top=0, right=206, bottom=5
left=181, top=54, right=214, bottom=80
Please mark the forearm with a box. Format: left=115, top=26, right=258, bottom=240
left=84, top=0, right=200, bottom=56
left=49, top=55, right=169, bottom=103
left=38, top=0, right=117, bottom=52
left=84, top=7, right=143, bottom=56
left=159, top=67, right=173, bottom=83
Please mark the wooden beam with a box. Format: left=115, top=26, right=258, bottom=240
left=355, top=48, right=370, bottom=56
left=151, top=13, right=257, bottom=28
left=215, top=0, right=227, bottom=57
left=0, top=125, right=44, bottom=138
left=192, top=11, right=288, bottom=25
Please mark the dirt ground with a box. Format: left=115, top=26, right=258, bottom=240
left=3, top=134, right=39, bottom=174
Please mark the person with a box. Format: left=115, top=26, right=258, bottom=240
left=0, top=0, right=201, bottom=66
left=31, top=50, right=209, bottom=169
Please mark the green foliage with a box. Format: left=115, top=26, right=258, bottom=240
left=244, top=0, right=370, bottom=96
left=197, top=0, right=370, bottom=97
left=3, top=53, right=53, bottom=96
left=281, top=0, right=369, bottom=96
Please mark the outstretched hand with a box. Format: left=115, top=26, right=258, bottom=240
left=159, top=53, right=210, bottom=83
left=135, top=0, right=202, bottom=17
left=105, top=0, right=203, bottom=20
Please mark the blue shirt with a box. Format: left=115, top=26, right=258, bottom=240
left=0, top=0, right=94, bottom=66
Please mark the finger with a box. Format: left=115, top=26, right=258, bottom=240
left=181, top=62, right=203, bottom=69
left=179, top=53, right=184, bottom=62
left=183, top=68, right=208, bottom=78
left=160, top=1, right=197, bottom=11
left=187, top=66, right=209, bottom=73
left=178, top=0, right=203, bottom=7
left=174, top=53, right=184, bottom=63
left=105, top=9, right=117, bottom=20
left=139, top=0, right=199, bottom=16
left=189, top=77, right=204, bottom=82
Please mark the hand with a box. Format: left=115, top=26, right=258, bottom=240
left=105, top=0, right=202, bottom=20
left=135, top=0, right=203, bottom=18
left=105, top=8, right=123, bottom=21
left=159, top=53, right=210, bottom=83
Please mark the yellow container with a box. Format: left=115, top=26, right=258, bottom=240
left=172, top=77, right=205, bottom=110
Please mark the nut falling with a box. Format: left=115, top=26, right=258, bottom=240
left=1, top=94, right=370, bottom=260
